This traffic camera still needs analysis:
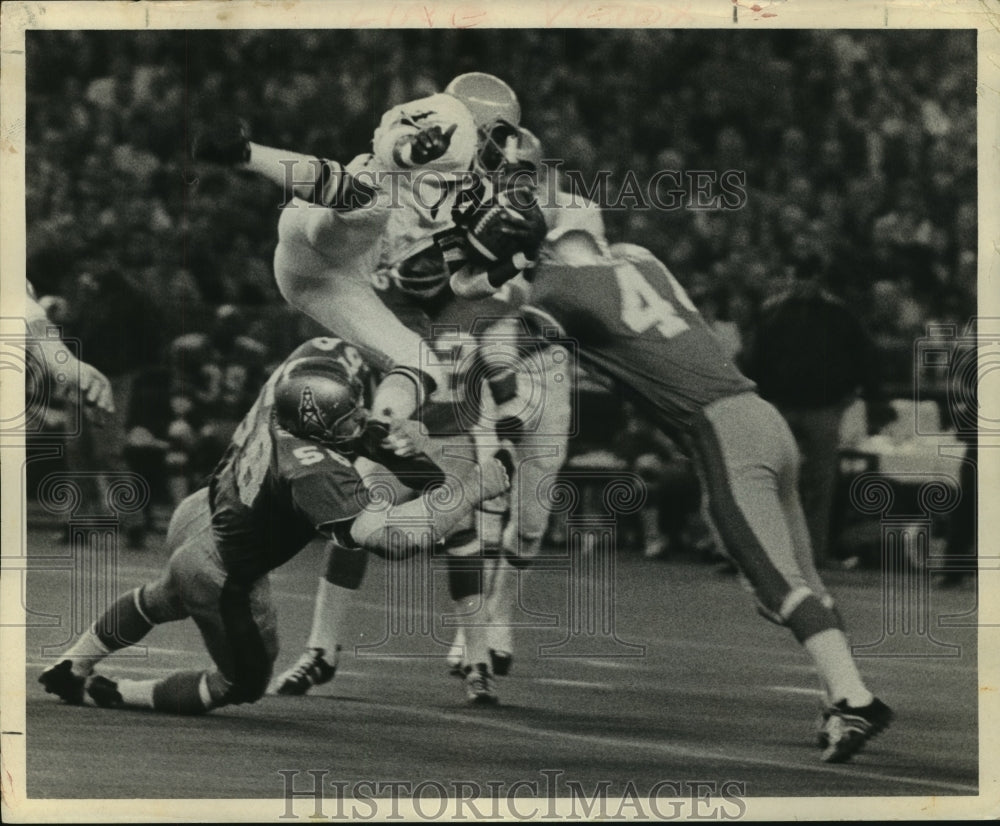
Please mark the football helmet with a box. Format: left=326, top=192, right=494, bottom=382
left=445, top=73, right=521, bottom=173
left=273, top=357, right=366, bottom=452
left=444, top=72, right=521, bottom=130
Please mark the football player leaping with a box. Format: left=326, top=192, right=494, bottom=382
left=192, top=72, right=540, bottom=423
left=38, top=336, right=509, bottom=715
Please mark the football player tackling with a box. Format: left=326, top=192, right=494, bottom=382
left=515, top=231, right=893, bottom=764
left=39, top=337, right=509, bottom=714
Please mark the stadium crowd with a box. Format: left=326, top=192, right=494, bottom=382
left=25, top=29, right=977, bottom=554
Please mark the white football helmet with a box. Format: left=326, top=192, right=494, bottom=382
left=444, top=72, right=521, bottom=129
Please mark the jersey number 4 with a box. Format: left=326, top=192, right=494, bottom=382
left=613, top=261, right=697, bottom=339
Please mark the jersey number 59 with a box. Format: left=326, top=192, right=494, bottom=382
left=293, top=445, right=352, bottom=468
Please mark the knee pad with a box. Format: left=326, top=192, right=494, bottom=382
left=225, top=672, right=270, bottom=705
left=486, top=369, right=519, bottom=407
left=756, top=587, right=840, bottom=643
left=152, top=670, right=219, bottom=715
left=138, top=578, right=184, bottom=625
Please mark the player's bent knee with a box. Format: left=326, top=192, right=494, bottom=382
left=138, top=578, right=186, bottom=624
left=225, top=659, right=273, bottom=705
left=785, top=594, right=841, bottom=643
left=755, top=586, right=840, bottom=643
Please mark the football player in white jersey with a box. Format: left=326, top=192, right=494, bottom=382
left=193, top=73, right=546, bottom=704
left=447, top=127, right=609, bottom=680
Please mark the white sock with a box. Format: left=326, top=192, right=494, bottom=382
left=448, top=626, right=466, bottom=667
left=116, top=678, right=156, bottom=708
left=306, top=578, right=351, bottom=660
left=453, top=595, right=492, bottom=670
left=803, top=629, right=874, bottom=707
left=485, top=556, right=518, bottom=655
left=63, top=628, right=112, bottom=677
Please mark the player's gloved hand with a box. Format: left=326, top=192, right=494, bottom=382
left=399, top=123, right=458, bottom=167
left=392, top=420, right=511, bottom=504
left=454, top=186, right=548, bottom=290
left=191, top=115, right=252, bottom=165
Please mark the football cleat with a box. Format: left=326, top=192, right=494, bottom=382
left=38, top=660, right=85, bottom=705
left=86, top=675, right=124, bottom=709
left=464, top=663, right=499, bottom=706
left=819, top=697, right=894, bottom=763
left=273, top=647, right=339, bottom=696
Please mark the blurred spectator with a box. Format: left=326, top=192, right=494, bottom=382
left=57, top=269, right=163, bottom=547
left=741, top=268, right=890, bottom=569
left=22, top=30, right=977, bottom=542
left=122, top=365, right=175, bottom=549
left=690, top=280, right=745, bottom=363
left=169, top=304, right=269, bottom=486
left=27, top=285, right=115, bottom=427
left=613, top=408, right=706, bottom=560
left=23, top=30, right=975, bottom=345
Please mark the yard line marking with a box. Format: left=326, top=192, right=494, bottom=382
left=125, top=646, right=195, bottom=657
left=766, top=685, right=825, bottom=697
left=579, top=658, right=654, bottom=671
left=535, top=678, right=613, bottom=689
left=28, top=661, right=189, bottom=676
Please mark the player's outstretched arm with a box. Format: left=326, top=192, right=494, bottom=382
left=242, top=142, right=325, bottom=197
left=348, top=424, right=510, bottom=559
left=192, top=116, right=361, bottom=205
left=244, top=143, right=376, bottom=209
